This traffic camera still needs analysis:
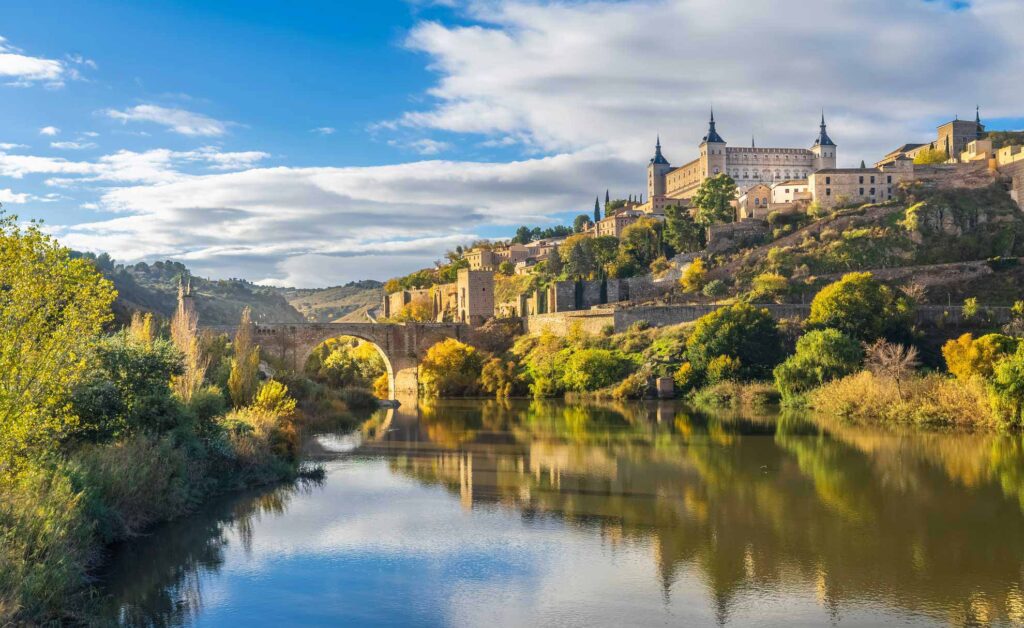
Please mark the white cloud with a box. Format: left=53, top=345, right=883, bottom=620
left=312, top=127, right=336, bottom=135
left=51, top=141, right=97, bottom=150
left=0, top=36, right=68, bottom=87
left=0, top=188, right=31, bottom=204
left=0, top=142, right=27, bottom=150
left=394, top=0, right=1024, bottom=166
left=105, top=104, right=230, bottom=137
left=39, top=126, right=60, bottom=136
left=48, top=148, right=632, bottom=286
left=409, top=138, right=452, bottom=155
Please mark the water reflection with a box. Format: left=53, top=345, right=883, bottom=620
left=97, top=400, right=1024, bottom=626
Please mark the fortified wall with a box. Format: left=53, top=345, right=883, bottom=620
left=524, top=303, right=1014, bottom=336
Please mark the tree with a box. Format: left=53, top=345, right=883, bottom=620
left=228, top=307, right=261, bottom=407
left=545, top=247, right=564, bottom=276
left=595, top=196, right=603, bottom=223
left=618, top=218, right=663, bottom=272
left=573, top=213, right=593, bottom=233
left=419, top=339, right=483, bottom=397
left=561, top=349, right=633, bottom=392
left=512, top=226, right=533, bottom=244
left=807, top=272, right=911, bottom=342
left=692, top=174, right=738, bottom=226
left=664, top=204, right=705, bottom=254
left=1, top=213, right=116, bottom=469
left=169, top=284, right=207, bottom=404
left=942, top=333, right=1019, bottom=382
left=686, top=303, right=784, bottom=380
left=864, top=339, right=920, bottom=400
left=498, top=260, right=515, bottom=276
left=914, top=147, right=948, bottom=165
left=679, top=258, right=707, bottom=292
left=481, top=357, right=522, bottom=397
left=591, top=236, right=619, bottom=271
left=748, top=272, right=789, bottom=303
left=773, top=329, right=863, bottom=401
left=560, top=234, right=598, bottom=279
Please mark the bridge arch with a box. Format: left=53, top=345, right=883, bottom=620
left=202, top=322, right=472, bottom=402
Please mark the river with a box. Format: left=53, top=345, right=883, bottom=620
left=95, top=399, right=1024, bottom=626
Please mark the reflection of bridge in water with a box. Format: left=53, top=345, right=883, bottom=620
left=202, top=322, right=474, bottom=400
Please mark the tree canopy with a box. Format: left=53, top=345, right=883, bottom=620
left=0, top=213, right=117, bottom=470
left=692, top=174, right=738, bottom=226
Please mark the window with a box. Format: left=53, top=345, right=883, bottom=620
left=754, top=198, right=759, bottom=206
left=870, top=188, right=875, bottom=195
left=763, top=197, right=768, bottom=205
left=859, top=188, right=864, bottom=195
left=859, top=176, right=864, bottom=184
left=826, top=188, right=831, bottom=196
left=887, top=175, right=892, bottom=183
left=888, top=187, right=892, bottom=195
left=826, top=176, right=831, bottom=185
left=870, top=176, right=875, bottom=184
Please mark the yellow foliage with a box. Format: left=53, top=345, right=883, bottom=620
left=252, top=380, right=297, bottom=419
left=942, top=333, right=1019, bottom=382
left=373, top=373, right=390, bottom=399
left=680, top=258, right=708, bottom=292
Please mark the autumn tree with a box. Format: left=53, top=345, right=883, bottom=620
left=0, top=212, right=116, bottom=469
left=228, top=307, right=261, bottom=407
left=169, top=283, right=207, bottom=404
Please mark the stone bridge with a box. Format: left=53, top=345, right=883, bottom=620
left=202, top=322, right=472, bottom=401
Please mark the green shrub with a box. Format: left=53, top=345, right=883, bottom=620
left=71, top=333, right=186, bottom=440
left=686, top=303, right=784, bottom=380
left=252, top=380, right=297, bottom=418
left=706, top=355, right=741, bottom=383
left=702, top=279, right=726, bottom=298
left=612, top=372, right=648, bottom=400
left=188, top=385, right=229, bottom=427
left=807, top=272, right=911, bottom=342
left=338, top=387, right=380, bottom=410
left=562, top=349, right=634, bottom=392
left=773, top=329, right=863, bottom=402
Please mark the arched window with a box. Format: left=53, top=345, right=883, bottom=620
left=754, top=197, right=760, bottom=206
left=763, top=197, right=768, bottom=205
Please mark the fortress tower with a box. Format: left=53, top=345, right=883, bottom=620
left=646, top=136, right=672, bottom=203
left=699, top=109, right=727, bottom=179
left=811, top=112, right=837, bottom=171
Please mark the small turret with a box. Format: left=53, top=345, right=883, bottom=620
left=702, top=109, right=725, bottom=144
left=811, top=110, right=837, bottom=171
left=651, top=135, right=669, bottom=165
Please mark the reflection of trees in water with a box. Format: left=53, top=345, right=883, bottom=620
left=94, top=478, right=323, bottom=627
left=389, top=401, right=1024, bottom=626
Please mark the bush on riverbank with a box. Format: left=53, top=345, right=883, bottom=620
left=0, top=214, right=311, bottom=624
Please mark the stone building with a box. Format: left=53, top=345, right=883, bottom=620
left=456, top=268, right=494, bottom=325
left=466, top=243, right=529, bottom=271
left=638, top=111, right=837, bottom=214
left=736, top=183, right=772, bottom=220
left=807, top=157, right=915, bottom=210
left=877, top=109, right=985, bottom=166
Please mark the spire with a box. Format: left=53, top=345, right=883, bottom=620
left=814, top=110, right=835, bottom=147
left=860, top=159, right=866, bottom=169
left=651, top=135, right=669, bottom=165
left=751, top=135, right=755, bottom=148
left=976, top=105, right=981, bottom=125
left=702, top=108, right=725, bottom=144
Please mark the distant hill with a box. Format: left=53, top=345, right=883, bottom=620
left=274, top=280, right=384, bottom=322
left=76, top=255, right=307, bottom=326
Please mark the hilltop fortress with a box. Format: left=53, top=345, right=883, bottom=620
left=640, top=111, right=836, bottom=214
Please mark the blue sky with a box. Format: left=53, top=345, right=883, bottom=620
left=2, top=0, right=1022, bottom=286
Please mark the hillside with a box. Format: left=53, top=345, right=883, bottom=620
left=702, top=182, right=1024, bottom=306
left=78, top=256, right=307, bottom=325
left=275, top=280, right=384, bottom=322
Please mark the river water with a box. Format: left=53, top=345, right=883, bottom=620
left=96, top=400, right=1024, bottom=626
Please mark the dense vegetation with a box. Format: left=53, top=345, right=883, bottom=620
left=0, top=214, right=358, bottom=624
left=78, top=254, right=307, bottom=325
